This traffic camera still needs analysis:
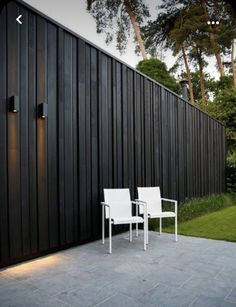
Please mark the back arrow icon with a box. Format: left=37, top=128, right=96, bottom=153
left=16, top=15, right=22, bottom=24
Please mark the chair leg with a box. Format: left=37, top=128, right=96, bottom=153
left=129, top=224, right=132, bottom=242
left=159, top=218, right=162, bottom=235
left=109, top=218, right=112, bottom=254
left=102, top=205, right=105, bottom=244
left=144, top=221, right=147, bottom=251
left=136, top=204, right=138, bottom=237
left=175, top=215, right=178, bottom=242
left=146, top=217, right=149, bottom=244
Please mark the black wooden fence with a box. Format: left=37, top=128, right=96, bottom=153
left=0, top=0, right=225, bottom=267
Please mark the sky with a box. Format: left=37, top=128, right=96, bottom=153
left=23, top=0, right=225, bottom=79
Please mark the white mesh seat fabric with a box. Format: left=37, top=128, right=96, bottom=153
left=150, top=212, right=176, bottom=218
left=112, top=216, right=144, bottom=225
left=137, top=187, right=178, bottom=242
left=101, top=188, right=147, bottom=253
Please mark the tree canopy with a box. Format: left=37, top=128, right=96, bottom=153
left=142, top=0, right=236, bottom=103
left=136, top=58, right=181, bottom=94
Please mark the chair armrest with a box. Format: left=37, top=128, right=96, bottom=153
left=134, top=199, right=146, bottom=203
left=161, top=198, right=177, bottom=214
left=132, top=200, right=147, bottom=207
left=161, top=198, right=177, bottom=203
left=100, top=202, right=110, bottom=208
left=101, top=202, right=111, bottom=219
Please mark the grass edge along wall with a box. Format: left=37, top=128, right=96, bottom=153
left=0, top=0, right=226, bottom=267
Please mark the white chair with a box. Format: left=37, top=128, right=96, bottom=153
left=101, top=188, right=147, bottom=254
left=136, top=187, right=178, bottom=243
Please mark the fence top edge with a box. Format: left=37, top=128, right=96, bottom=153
left=8, top=0, right=225, bottom=127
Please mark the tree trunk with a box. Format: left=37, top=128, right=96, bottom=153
left=231, top=40, right=236, bottom=88
left=182, top=47, right=195, bottom=105
left=197, top=50, right=206, bottom=103
left=199, top=65, right=206, bottom=103
left=124, top=0, right=147, bottom=59
left=200, top=0, right=225, bottom=76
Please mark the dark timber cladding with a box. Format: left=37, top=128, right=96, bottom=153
left=0, top=0, right=226, bottom=267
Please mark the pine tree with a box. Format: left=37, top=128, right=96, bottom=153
left=87, top=0, right=150, bottom=59
left=200, top=0, right=225, bottom=76
left=143, top=2, right=198, bottom=104
left=143, top=0, right=236, bottom=104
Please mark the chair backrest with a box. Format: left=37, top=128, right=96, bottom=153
left=137, top=187, right=162, bottom=215
left=104, top=188, right=132, bottom=219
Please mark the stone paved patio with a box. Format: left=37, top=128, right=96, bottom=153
left=0, top=231, right=236, bottom=307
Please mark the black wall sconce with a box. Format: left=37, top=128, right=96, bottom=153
left=9, top=96, right=19, bottom=113
left=38, top=103, right=48, bottom=119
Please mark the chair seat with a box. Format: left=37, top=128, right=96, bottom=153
left=149, top=211, right=176, bottom=218
left=112, top=216, right=144, bottom=225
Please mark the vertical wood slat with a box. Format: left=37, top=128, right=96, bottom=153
left=47, top=23, right=58, bottom=248
left=58, top=28, right=66, bottom=245
left=116, top=62, right=123, bottom=188
left=0, top=5, right=9, bottom=262
left=144, top=79, right=151, bottom=187
left=85, top=43, right=92, bottom=240
left=28, top=11, right=38, bottom=254
left=0, top=0, right=226, bottom=267
left=122, top=64, right=128, bottom=188
left=127, top=69, right=134, bottom=196
left=20, top=7, right=30, bottom=256
left=7, top=1, right=22, bottom=259
left=78, top=38, right=87, bottom=241
left=37, top=16, right=48, bottom=252
left=107, top=58, right=113, bottom=189
left=90, top=47, right=99, bottom=238
left=64, top=33, right=74, bottom=244
left=134, top=74, right=142, bottom=190
left=72, top=38, right=79, bottom=242
left=112, top=59, right=117, bottom=188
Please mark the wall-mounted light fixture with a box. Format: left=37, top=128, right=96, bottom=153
left=9, top=96, right=19, bottom=113
left=38, top=103, right=48, bottom=119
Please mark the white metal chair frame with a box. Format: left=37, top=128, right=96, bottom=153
left=101, top=195, right=147, bottom=254
left=136, top=187, right=178, bottom=244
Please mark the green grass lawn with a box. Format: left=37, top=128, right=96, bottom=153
left=164, top=205, right=236, bottom=242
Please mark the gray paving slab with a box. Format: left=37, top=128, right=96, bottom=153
left=190, top=294, right=236, bottom=307
left=225, top=284, right=236, bottom=304
left=139, top=283, right=197, bottom=307
left=0, top=231, right=236, bottom=307
left=95, top=293, right=146, bottom=307
left=55, top=285, right=117, bottom=307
